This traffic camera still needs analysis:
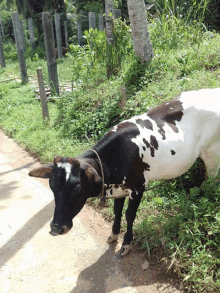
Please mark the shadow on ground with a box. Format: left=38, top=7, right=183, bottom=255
left=71, top=243, right=182, bottom=293
left=0, top=161, right=37, bottom=176
left=0, top=201, right=54, bottom=269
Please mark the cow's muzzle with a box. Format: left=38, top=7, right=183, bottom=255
left=50, top=221, right=72, bottom=236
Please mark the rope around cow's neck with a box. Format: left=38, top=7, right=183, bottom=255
left=89, top=149, right=105, bottom=201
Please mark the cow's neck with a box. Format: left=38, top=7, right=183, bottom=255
left=80, top=149, right=111, bottom=185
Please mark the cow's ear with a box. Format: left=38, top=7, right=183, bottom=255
left=53, top=156, right=62, bottom=165
left=85, top=167, right=102, bottom=185
left=68, top=157, right=80, bottom=168
left=29, top=164, right=54, bottom=178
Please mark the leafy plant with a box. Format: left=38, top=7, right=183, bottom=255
left=154, top=0, right=209, bottom=24
left=55, top=80, right=122, bottom=140
left=84, top=28, right=106, bottom=64
left=82, top=19, right=132, bottom=77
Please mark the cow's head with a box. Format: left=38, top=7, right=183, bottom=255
left=29, top=156, right=102, bottom=236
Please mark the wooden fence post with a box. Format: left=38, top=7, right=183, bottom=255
left=42, top=12, right=59, bottom=96
left=77, top=18, right=82, bottom=46
left=54, top=12, right=63, bottom=59
left=28, top=17, right=35, bottom=52
left=64, top=20, right=68, bottom=48
left=0, top=32, right=6, bottom=68
left=11, top=12, right=28, bottom=83
left=105, top=0, right=114, bottom=78
left=98, top=14, right=104, bottom=31
left=89, top=12, right=96, bottom=29
left=37, top=68, right=50, bottom=121
left=0, top=14, right=4, bottom=37
left=113, top=9, right=121, bottom=19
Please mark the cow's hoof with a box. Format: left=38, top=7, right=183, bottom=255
left=107, top=232, right=118, bottom=244
left=120, top=244, right=132, bottom=256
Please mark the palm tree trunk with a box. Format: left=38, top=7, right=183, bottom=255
left=127, top=0, right=153, bottom=63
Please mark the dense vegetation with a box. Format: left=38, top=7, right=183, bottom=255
left=1, top=1, right=220, bottom=292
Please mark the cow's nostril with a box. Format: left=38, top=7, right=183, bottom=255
left=50, top=221, right=58, bottom=228
left=60, top=225, right=70, bottom=234
left=50, top=220, right=73, bottom=236
left=50, top=221, right=62, bottom=236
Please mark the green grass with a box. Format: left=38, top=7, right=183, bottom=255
left=1, top=15, right=220, bottom=292
left=0, top=81, right=92, bottom=162
left=135, top=175, right=220, bottom=292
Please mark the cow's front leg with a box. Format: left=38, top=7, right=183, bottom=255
left=121, top=190, right=143, bottom=256
left=107, top=197, right=125, bottom=244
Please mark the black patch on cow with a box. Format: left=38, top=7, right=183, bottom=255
left=117, top=121, right=133, bottom=131
left=95, top=120, right=150, bottom=193
left=147, top=97, right=183, bottom=140
left=136, top=118, right=153, bottom=131
left=171, top=150, right=176, bottom=155
left=112, top=145, right=150, bottom=191
left=150, top=147, right=155, bottom=157
left=115, top=184, right=119, bottom=189
left=141, top=154, right=144, bottom=159
left=150, top=135, right=158, bottom=150
left=143, top=137, right=158, bottom=157
left=143, top=146, right=146, bottom=151
left=143, top=138, right=150, bottom=149
left=145, top=163, right=150, bottom=172
left=110, top=189, right=113, bottom=195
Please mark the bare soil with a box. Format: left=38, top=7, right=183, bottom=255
left=0, top=130, right=185, bottom=293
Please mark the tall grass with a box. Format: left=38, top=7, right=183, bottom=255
left=154, top=0, right=209, bottom=23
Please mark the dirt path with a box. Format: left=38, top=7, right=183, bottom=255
left=0, top=130, right=184, bottom=293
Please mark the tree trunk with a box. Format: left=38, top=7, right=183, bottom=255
left=105, top=0, right=114, bottom=78
left=127, top=0, right=153, bottom=63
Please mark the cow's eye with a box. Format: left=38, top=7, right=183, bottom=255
left=74, top=184, right=81, bottom=192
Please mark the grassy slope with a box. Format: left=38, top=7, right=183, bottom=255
left=1, top=22, right=220, bottom=292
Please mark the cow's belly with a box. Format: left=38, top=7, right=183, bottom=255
left=144, top=153, right=198, bottom=181
left=142, top=136, right=201, bottom=181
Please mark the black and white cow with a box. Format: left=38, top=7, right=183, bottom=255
left=29, top=88, right=220, bottom=256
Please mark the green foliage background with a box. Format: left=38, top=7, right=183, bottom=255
left=0, top=1, right=220, bottom=292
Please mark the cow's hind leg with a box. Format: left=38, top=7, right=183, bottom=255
left=200, top=141, right=220, bottom=183
left=107, top=197, right=125, bottom=244
left=121, top=190, right=144, bottom=256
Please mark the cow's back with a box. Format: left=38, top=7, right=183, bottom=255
left=128, top=88, right=220, bottom=181
left=180, top=88, right=220, bottom=144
